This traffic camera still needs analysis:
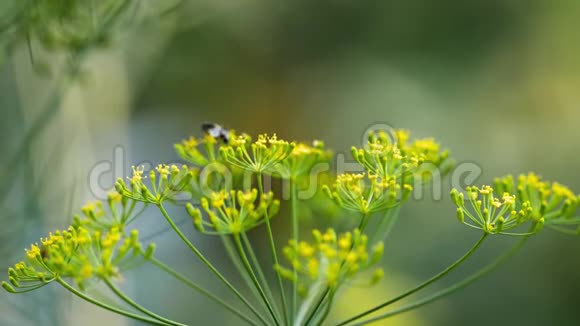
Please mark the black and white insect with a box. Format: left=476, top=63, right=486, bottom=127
left=201, top=122, right=230, bottom=143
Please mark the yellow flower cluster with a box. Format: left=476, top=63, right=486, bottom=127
left=185, top=189, right=280, bottom=235
left=323, top=173, right=413, bottom=214
left=73, top=192, right=142, bottom=231
left=327, top=129, right=449, bottom=217
left=175, top=130, right=238, bottom=166
left=352, top=129, right=450, bottom=180
left=272, top=140, right=333, bottom=179
left=176, top=130, right=334, bottom=197
left=220, top=134, right=295, bottom=173
left=451, top=184, right=543, bottom=236
left=276, top=228, right=384, bottom=290
left=3, top=226, right=152, bottom=293
left=494, top=173, right=580, bottom=234
left=115, top=164, right=196, bottom=204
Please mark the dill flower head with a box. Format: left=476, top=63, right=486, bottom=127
left=3, top=226, right=154, bottom=293
left=73, top=192, right=144, bottom=231
left=451, top=184, right=543, bottom=236
left=115, top=164, right=196, bottom=204
left=271, top=140, right=333, bottom=179
left=220, top=133, right=295, bottom=173
left=352, top=129, right=451, bottom=181
left=275, top=228, right=384, bottom=291
left=323, top=173, right=413, bottom=214
left=185, top=189, right=280, bottom=235
left=494, top=173, right=580, bottom=235
left=175, top=129, right=237, bottom=166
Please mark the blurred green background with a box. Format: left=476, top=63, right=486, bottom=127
left=2, top=0, right=580, bottom=325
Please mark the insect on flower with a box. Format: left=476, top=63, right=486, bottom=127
left=40, top=246, right=49, bottom=260
left=202, top=122, right=230, bottom=143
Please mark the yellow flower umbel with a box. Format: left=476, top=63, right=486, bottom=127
left=351, top=129, right=451, bottom=181
left=73, top=192, right=144, bottom=232
left=175, top=130, right=237, bottom=166
left=323, top=173, right=413, bottom=215
left=115, top=164, right=196, bottom=204
left=271, top=140, right=333, bottom=179
left=3, top=226, right=153, bottom=293
left=220, top=133, right=295, bottom=173
left=185, top=189, right=280, bottom=235
left=495, top=173, right=580, bottom=235
left=451, top=184, right=543, bottom=236
left=275, top=228, right=384, bottom=291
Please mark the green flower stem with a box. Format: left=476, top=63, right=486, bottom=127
left=290, top=178, right=299, bottom=325
left=337, top=232, right=488, bottom=326
left=370, top=207, right=401, bottom=244
left=3, top=281, right=52, bottom=294
left=313, top=289, right=336, bottom=325
left=104, top=279, right=185, bottom=326
left=358, top=213, right=371, bottom=233
left=303, top=290, right=329, bottom=326
left=294, top=281, right=326, bottom=325
left=546, top=224, right=578, bottom=235
left=349, top=236, right=530, bottom=325
left=156, top=204, right=269, bottom=325
left=293, top=282, right=326, bottom=326
left=241, top=231, right=282, bottom=320
left=148, top=256, right=259, bottom=325
left=257, top=173, right=290, bottom=325
left=549, top=217, right=580, bottom=225
left=221, top=236, right=265, bottom=307
left=234, top=234, right=280, bottom=325
left=56, top=277, right=168, bottom=325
